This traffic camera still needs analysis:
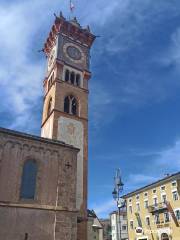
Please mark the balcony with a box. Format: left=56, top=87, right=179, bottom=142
left=148, top=202, right=167, bottom=214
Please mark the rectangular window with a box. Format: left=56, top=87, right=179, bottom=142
left=172, top=181, right=177, bottom=187
left=129, top=205, right=132, bottom=214
left=160, top=185, right=166, bottom=191
left=164, top=212, right=170, bottom=223
left=144, top=200, right=149, bottom=209
left=172, top=191, right=179, bottom=201
left=153, top=189, right=156, bottom=194
left=146, top=217, right=150, bottom=226
left=136, top=194, right=140, bottom=200
left=122, top=225, right=127, bottom=231
left=162, top=194, right=167, bottom=203
left=130, top=221, right=133, bottom=229
left=129, top=198, right=132, bottom=203
left=136, top=203, right=140, bottom=211
left=175, top=210, right=180, bottom=220
left=154, top=214, right=160, bottom=224
left=112, top=226, right=115, bottom=230
left=144, top=192, right=148, bottom=197
left=153, top=197, right=158, bottom=206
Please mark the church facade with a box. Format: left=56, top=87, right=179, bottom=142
left=0, top=13, right=95, bottom=240
left=0, top=127, right=78, bottom=240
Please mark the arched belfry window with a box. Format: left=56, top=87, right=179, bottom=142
left=65, top=69, right=70, bottom=82
left=64, top=95, right=78, bottom=115
left=76, top=74, right=81, bottom=86
left=20, top=160, right=37, bottom=199
left=70, top=72, right=75, bottom=84
left=47, top=98, right=52, bottom=117
left=64, top=96, right=70, bottom=114
left=64, top=69, right=82, bottom=87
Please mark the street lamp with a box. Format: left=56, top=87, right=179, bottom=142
left=112, top=169, right=124, bottom=240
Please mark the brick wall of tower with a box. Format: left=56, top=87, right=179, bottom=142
left=53, top=79, right=89, bottom=240
left=41, top=14, right=95, bottom=240
left=41, top=70, right=90, bottom=240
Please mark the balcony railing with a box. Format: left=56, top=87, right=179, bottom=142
left=148, top=202, right=167, bottom=213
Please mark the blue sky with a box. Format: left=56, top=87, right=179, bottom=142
left=1, top=0, right=180, bottom=218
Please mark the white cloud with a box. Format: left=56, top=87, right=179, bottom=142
left=0, top=1, right=52, bottom=132
left=125, top=173, right=158, bottom=194
left=90, top=142, right=180, bottom=217
left=125, top=140, right=180, bottom=193
left=89, top=139, right=180, bottom=218
left=157, top=140, right=180, bottom=169
left=92, top=199, right=115, bottom=218
left=90, top=174, right=158, bottom=217
left=0, top=0, right=128, bottom=132
left=127, top=174, right=157, bottom=185
left=160, top=27, right=180, bottom=70
left=0, top=0, right=179, bottom=132
left=89, top=82, right=114, bottom=128
left=87, top=1, right=180, bottom=128
left=79, top=0, right=128, bottom=27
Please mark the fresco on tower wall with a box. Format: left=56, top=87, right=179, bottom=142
left=57, top=116, right=84, bottom=210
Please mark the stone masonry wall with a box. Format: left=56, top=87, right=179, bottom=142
left=0, top=128, right=78, bottom=240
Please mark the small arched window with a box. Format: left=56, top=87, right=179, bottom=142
left=20, top=160, right=37, bottom=199
left=65, top=69, right=70, bottom=82
left=76, top=74, right=81, bottom=86
left=64, top=96, right=70, bottom=114
left=47, top=98, right=52, bottom=117
left=161, top=233, right=169, bottom=240
left=70, top=72, right=75, bottom=85
left=72, top=97, right=77, bottom=115
left=64, top=95, right=78, bottom=115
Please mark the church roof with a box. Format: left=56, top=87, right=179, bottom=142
left=87, top=209, right=97, bottom=218
left=0, top=127, right=79, bottom=151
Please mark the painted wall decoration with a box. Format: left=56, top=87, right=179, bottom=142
left=57, top=117, right=84, bottom=209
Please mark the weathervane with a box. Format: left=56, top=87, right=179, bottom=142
left=69, top=0, right=75, bottom=19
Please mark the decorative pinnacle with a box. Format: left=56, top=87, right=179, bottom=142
left=70, top=17, right=81, bottom=28
left=86, top=25, right=91, bottom=32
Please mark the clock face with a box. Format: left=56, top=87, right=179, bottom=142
left=63, top=43, right=84, bottom=63
left=67, top=46, right=82, bottom=60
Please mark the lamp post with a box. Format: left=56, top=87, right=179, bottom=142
left=112, top=169, right=124, bottom=240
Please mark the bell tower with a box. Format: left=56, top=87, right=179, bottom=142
left=41, top=13, right=95, bottom=240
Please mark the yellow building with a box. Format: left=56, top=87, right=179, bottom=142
left=123, top=172, right=180, bottom=240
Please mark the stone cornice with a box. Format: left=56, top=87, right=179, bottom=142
left=41, top=109, right=88, bottom=128
left=43, top=14, right=96, bottom=56
left=0, top=202, right=78, bottom=213
left=0, top=127, right=79, bottom=152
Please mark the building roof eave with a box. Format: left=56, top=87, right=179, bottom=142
left=122, top=172, right=180, bottom=199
